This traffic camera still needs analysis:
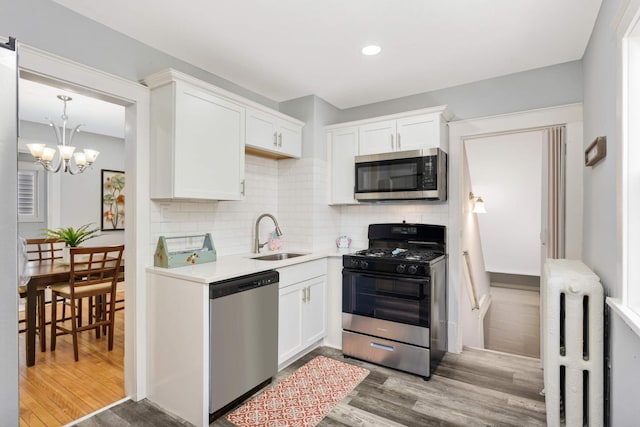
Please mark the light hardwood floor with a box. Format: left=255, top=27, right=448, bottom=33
left=76, top=345, right=546, bottom=426
left=18, top=295, right=125, bottom=427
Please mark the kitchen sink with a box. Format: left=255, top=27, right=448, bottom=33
left=251, top=252, right=308, bottom=261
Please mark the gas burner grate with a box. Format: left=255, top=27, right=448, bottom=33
left=355, top=248, right=443, bottom=262
left=356, top=249, right=394, bottom=257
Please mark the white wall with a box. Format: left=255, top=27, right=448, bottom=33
left=0, top=40, right=19, bottom=423
left=465, top=131, right=543, bottom=276
left=460, top=149, right=491, bottom=348
left=448, top=104, right=583, bottom=353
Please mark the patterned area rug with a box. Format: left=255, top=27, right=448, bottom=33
left=226, top=355, right=370, bottom=427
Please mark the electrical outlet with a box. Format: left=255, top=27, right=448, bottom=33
left=160, top=203, right=170, bottom=222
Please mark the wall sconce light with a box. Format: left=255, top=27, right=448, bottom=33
left=469, top=192, right=487, bottom=213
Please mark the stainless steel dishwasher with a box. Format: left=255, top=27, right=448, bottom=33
left=209, top=270, right=279, bottom=420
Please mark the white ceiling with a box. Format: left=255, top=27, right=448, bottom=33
left=52, top=0, right=602, bottom=109
left=19, top=79, right=125, bottom=139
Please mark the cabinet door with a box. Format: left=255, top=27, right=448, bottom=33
left=246, top=109, right=302, bottom=159
left=277, top=120, right=302, bottom=158
left=328, top=127, right=359, bottom=204
left=246, top=108, right=278, bottom=152
left=303, top=277, right=327, bottom=346
left=175, top=83, right=245, bottom=200
left=396, top=114, right=438, bottom=151
left=358, top=120, right=396, bottom=155
left=278, top=283, right=304, bottom=364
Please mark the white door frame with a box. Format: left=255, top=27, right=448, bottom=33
left=18, top=43, right=150, bottom=399
left=447, top=103, right=583, bottom=353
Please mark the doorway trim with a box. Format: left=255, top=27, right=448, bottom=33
left=447, top=103, right=583, bottom=353
left=18, top=43, right=150, bottom=399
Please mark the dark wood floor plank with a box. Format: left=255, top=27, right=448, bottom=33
left=347, top=392, right=452, bottom=427
left=434, top=363, right=544, bottom=402
left=321, top=401, right=409, bottom=427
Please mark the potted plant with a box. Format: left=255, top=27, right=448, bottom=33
left=44, top=223, right=101, bottom=262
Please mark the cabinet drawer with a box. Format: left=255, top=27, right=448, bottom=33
left=278, top=258, right=327, bottom=288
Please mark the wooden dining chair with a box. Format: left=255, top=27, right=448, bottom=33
left=18, top=238, right=64, bottom=352
left=50, top=245, right=124, bottom=361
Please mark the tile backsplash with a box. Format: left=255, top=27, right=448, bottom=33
left=149, top=154, right=450, bottom=260
left=149, top=155, right=279, bottom=257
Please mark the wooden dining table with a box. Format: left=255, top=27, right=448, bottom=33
left=23, top=259, right=124, bottom=367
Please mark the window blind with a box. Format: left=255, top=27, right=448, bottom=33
left=17, top=170, right=37, bottom=218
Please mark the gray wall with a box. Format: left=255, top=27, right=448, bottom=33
left=582, top=0, right=640, bottom=425
left=337, top=60, right=583, bottom=122
left=19, top=121, right=125, bottom=245
left=279, top=95, right=341, bottom=160
left=2, top=0, right=278, bottom=110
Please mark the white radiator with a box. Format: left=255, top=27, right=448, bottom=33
left=542, top=259, right=603, bottom=427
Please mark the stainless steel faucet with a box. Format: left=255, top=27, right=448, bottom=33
left=254, top=213, right=283, bottom=253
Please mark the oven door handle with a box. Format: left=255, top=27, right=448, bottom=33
left=343, top=270, right=429, bottom=284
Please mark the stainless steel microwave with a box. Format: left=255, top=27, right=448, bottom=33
left=354, top=148, right=447, bottom=201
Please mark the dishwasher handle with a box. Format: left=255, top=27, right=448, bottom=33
left=210, top=270, right=279, bottom=299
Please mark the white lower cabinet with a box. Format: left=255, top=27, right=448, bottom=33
left=277, top=259, right=327, bottom=366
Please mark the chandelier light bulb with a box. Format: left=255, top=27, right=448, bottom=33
left=42, top=147, right=56, bottom=162
left=84, top=149, right=100, bottom=163
left=26, top=143, right=45, bottom=159
left=74, top=152, right=87, bottom=166
left=27, top=95, right=97, bottom=175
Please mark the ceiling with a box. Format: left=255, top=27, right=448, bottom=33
left=21, top=0, right=602, bottom=138
left=19, top=78, right=125, bottom=139
left=51, top=0, right=602, bottom=109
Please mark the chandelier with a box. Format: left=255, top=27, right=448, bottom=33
left=26, top=95, right=99, bottom=175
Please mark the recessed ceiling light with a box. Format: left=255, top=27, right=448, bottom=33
left=361, top=45, right=382, bottom=56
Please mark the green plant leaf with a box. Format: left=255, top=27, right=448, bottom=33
left=42, top=223, right=101, bottom=247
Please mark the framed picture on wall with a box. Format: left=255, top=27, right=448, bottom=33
left=101, top=169, right=125, bottom=231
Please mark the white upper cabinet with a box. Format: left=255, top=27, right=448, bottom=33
left=358, top=120, right=397, bottom=155
left=144, top=69, right=306, bottom=200
left=358, top=109, right=450, bottom=155
left=325, top=105, right=452, bottom=205
left=396, top=114, right=438, bottom=151
left=327, top=126, right=359, bottom=205
left=144, top=71, right=245, bottom=200
left=246, top=108, right=302, bottom=159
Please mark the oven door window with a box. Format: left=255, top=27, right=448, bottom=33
left=356, top=159, right=419, bottom=193
left=343, top=272, right=429, bottom=327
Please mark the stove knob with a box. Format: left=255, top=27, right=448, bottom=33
left=350, top=259, right=359, bottom=268
left=408, top=265, right=418, bottom=274
left=360, top=260, right=369, bottom=270
left=396, top=264, right=406, bottom=274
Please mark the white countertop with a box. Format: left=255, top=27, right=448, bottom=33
left=146, top=247, right=357, bottom=284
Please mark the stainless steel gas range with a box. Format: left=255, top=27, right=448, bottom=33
left=342, top=223, right=447, bottom=379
